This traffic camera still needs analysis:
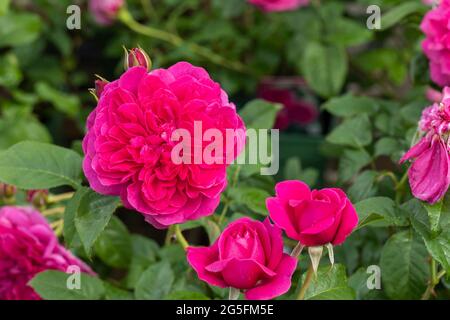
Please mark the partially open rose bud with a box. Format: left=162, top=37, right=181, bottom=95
left=124, top=47, right=152, bottom=71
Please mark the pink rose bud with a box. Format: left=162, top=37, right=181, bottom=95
left=89, top=0, right=124, bottom=26
left=266, top=180, right=359, bottom=247
left=26, top=190, right=49, bottom=208
left=187, top=217, right=297, bottom=300
left=248, top=0, right=309, bottom=12
left=0, top=206, right=93, bottom=300
left=400, top=135, right=450, bottom=204
left=421, top=0, right=450, bottom=86
left=125, top=47, right=152, bottom=71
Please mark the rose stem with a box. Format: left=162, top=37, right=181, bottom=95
left=174, top=224, right=189, bottom=251
left=228, top=288, right=240, bottom=300
left=47, top=192, right=75, bottom=203
left=118, top=9, right=252, bottom=74
left=421, top=258, right=446, bottom=300
left=297, top=264, right=314, bottom=300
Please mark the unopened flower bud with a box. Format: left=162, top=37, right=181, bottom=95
left=0, top=183, right=16, bottom=199
left=26, top=190, right=49, bottom=208
left=125, top=47, right=152, bottom=71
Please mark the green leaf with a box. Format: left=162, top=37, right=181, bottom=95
left=381, top=2, right=425, bottom=30
left=239, top=99, right=282, bottom=130
left=301, top=42, right=348, bottom=98
left=64, top=187, right=90, bottom=248
left=326, top=115, right=372, bottom=148
left=74, top=190, right=121, bottom=257
left=0, top=108, right=51, bottom=149
left=406, top=199, right=450, bottom=274
left=338, top=148, right=372, bottom=182
left=35, top=82, right=80, bottom=118
left=284, top=157, right=319, bottom=186
left=166, top=291, right=210, bottom=300
left=325, top=17, right=373, bottom=47
left=0, top=53, right=22, bottom=88
left=322, top=94, right=378, bottom=118
left=228, top=187, right=270, bottom=215
left=135, top=261, right=174, bottom=300
left=348, top=170, right=378, bottom=202
left=29, top=270, right=104, bottom=300
left=125, top=235, right=159, bottom=289
left=104, top=283, right=134, bottom=300
left=355, top=197, right=408, bottom=229
left=94, top=216, right=132, bottom=269
left=424, top=202, right=442, bottom=234
left=301, top=264, right=355, bottom=300
left=0, top=13, right=42, bottom=47
left=374, top=137, right=401, bottom=158
left=0, top=141, right=82, bottom=189
left=380, top=231, right=429, bottom=299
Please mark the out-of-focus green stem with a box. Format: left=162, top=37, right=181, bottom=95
left=174, top=224, right=189, bottom=251
left=118, top=9, right=251, bottom=74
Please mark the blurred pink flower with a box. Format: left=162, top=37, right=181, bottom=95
left=89, top=0, right=124, bottom=26
left=83, top=63, right=246, bottom=229
left=266, top=180, right=358, bottom=247
left=248, top=0, right=309, bottom=12
left=187, top=217, right=297, bottom=300
left=421, top=0, right=450, bottom=86
left=258, top=78, right=318, bottom=130
left=0, top=206, right=93, bottom=300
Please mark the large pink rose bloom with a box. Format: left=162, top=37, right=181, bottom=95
left=83, top=63, right=246, bottom=229
left=421, top=0, right=450, bottom=86
left=248, top=0, right=309, bottom=12
left=266, top=180, right=358, bottom=247
left=400, top=87, right=450, bottom=204
left=187, top=217, right=297, bottom=300
left=89, top=0, right=124, bottom=26
left=0, top=206, right=93, bottom=300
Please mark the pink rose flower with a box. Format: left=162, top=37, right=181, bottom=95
left=89, top=0, right=124, bottom=26
left=187, top=217, right=297, bottom=300
left=83, top=63, right=246, bottom=229
left=266, top=180, right=358, bottom=247
left=248, top=0, right=309, bottom=12
left=401, top=87, right=450, bottom=204
left=258, top=77, right=318, bottom=130
left=400, top=135, right=450, bottom=204
left=0, top=206, right=93, bottom=300
left=421, top=0, right=450, bottom=86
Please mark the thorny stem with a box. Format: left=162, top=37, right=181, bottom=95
left=118, top=9, right=251, bottom=74
left=297, top=264, right=314, bottom=300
